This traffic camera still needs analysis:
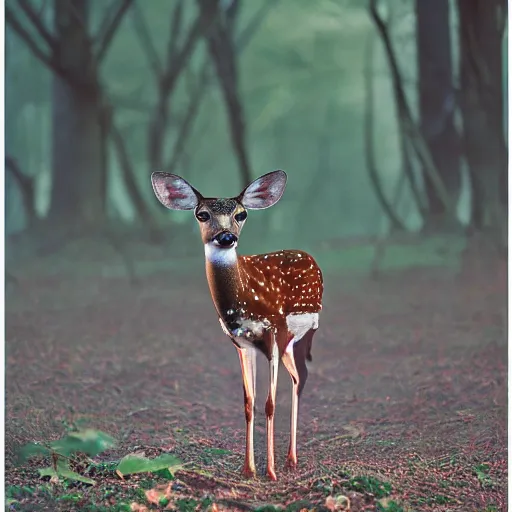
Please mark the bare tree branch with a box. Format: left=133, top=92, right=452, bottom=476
left=161, top=0, right=278, bottom=173
left=97, top=0, right=133, bottom=63
left=130, top=1, right=162, bottom=77
left=161, top=0, right=218, bottom=92
left=164, top=61, right=209, bottom=174
left=95, top=1, right=124, bottom=41
left=236, top=0, right=276, bottom=50
left=148, top=0, right=220, bottom=170
left=369, top=0, right=456, bottom=219
left=5, top=5, right=69, bottom=82
left=166, top=0, right=184, bottom=63
left=110, top=123, right=155, bottom=225
left=364, top=32, right=406, bottom=231
left=18, top=0, right=58, bottom=50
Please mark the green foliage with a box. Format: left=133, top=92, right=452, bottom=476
left=473, top=463, right=495, bottom=488
left=18, top=429, right=116, bottom=486
left=254, top=506, right=283, bottom=512
left=6, top=484, right=37, bottom=501
left=201, top=497, right=214, bottom=509
left=377, top=500, right=405, bottom=512
left=81, top=503, right=132, bottom=512
left=432, top=494, right=451, bottom=505
left=59, top=493, right=83, bottom=503
left=19, top=429, right=116, bottom=462
left=39, top=459, right=95, bottom=485
left=52, top=429, right=116, bottom=457
left=348, top=476, right=392, bottom=498
left=312, top=476, right=334, bottom=495
left=116, top=453, right=182, bottom=477
left=175, top=498, right=200, bottom=512
left=6, top=483, right=53, bottom=508
left=154, top=467, right=176, bottom=479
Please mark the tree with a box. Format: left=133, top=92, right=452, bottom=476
left=110, top=0, right=220, bottom=231
left=6, top=0, right=133, bottom=229
left=416, top=0, right=461, bottom=231
left=369, top=0, right=457, bottom=231
left=457, top=0, right=507, bottom=245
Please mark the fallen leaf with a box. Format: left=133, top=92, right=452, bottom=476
left=325, top=494, right=350, bottom=511
left=342, top=424, right=363, bottom=438
left=117, top=453, right=182, bottom=476
left=145, top=483, right=172, bottom=505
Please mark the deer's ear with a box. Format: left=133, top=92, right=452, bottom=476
left=239, top=170, right=287, bottom=210
left=151, top=172, right=201, bottom=210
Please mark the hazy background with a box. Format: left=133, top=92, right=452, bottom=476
left=4, top=2, right=508, bottom=509
left=5, top=0, right=507, bottom=274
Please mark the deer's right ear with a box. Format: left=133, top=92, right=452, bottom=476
left=151, top=172, right=201, bottom=210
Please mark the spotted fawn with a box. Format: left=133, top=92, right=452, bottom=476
left=151, top=170, right=323, bottom=480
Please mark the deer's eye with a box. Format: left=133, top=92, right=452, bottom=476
left=196, top=211, right=210, bottom=222
left=235, top=211, right=247, bottom=222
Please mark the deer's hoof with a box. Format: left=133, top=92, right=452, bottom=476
left=241, top=465, right=256, bottom=479
left=267, top=467, right=278, bottom=481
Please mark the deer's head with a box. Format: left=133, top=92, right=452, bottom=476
left=151, top=170, right=287, bottom=250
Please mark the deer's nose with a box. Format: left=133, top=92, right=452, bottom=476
left=214, top=231, right=238, bottom=247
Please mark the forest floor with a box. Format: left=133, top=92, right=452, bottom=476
left=5, top=237, right=508, bottom=511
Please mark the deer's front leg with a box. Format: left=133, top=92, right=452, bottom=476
left=236, top=346, right=257, bottom=478
left=265, top=339, right=279, bottom=481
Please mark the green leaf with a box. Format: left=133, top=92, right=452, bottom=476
left=50, top=429, right=116, bottom=457
left=116, top=453, right=182, bottom=476
left=18, top=442, right=51, bottom=462
left=39, top=460, right=96, bottom=485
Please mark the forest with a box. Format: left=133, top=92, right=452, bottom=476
left=5, top=1, right=507, bottom=511
left=5, top=0, right=507, bottom=250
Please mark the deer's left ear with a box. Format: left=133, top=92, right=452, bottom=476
left=239, top=170, right=287, bottom=210
left=151, top=172, right=202, bottom=210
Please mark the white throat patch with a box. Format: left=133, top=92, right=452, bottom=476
left=204, top=243, right=238, bottom=266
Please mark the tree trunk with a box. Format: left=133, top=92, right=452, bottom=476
left=457, top=0, right=507, bottom=245
left=416, top=0, right=461, bottom=232
left=49, top=0, right=106, bottom=227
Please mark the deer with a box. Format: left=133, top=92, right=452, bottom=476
left=151, top=170, right=323, bottom=481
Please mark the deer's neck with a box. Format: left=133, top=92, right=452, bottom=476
left=204, top=243, right=242, bottom=318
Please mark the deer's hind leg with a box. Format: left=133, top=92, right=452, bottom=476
left=281, top=328, right=316, bottom=469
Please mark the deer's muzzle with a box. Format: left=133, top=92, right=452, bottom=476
left=213, top=231, right=238, bottom=248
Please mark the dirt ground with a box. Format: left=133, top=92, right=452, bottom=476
left=5, top=244, right=507, bottom=511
